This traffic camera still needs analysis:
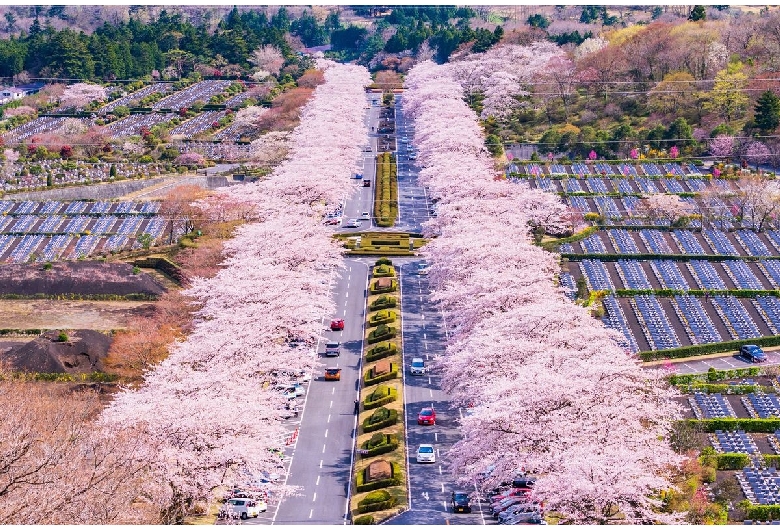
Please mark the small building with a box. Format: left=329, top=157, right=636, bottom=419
left=0, top=86, right=25, bottom=104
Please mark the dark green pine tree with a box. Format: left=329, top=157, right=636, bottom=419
left=688, top=5, right=706, bottom=21
left=754, top=90, right=780, bottom=132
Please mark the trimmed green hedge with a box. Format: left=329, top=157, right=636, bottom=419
left=363, top=407, right=399, bottom=433
left=707, top=453, right=751, bottom=470
left=744, top=504, right=780, bottom=522
left=368, top=310, right=397, bottom=327
left=372, top=265, right=396, bottom=278
left=677, top=383, right=770, bottom=395
left=364, top=385, right=398, bottom=409
left=369, top=295, right=397, bottom=311
left=366, top=342, right=397, bottom=362
left=669, top=367, right=761, bottom=385
left=763, top=455, right=780, bottom=468
left=360, top=433, right=400, bottom=457
left=683, top=419, right=780, bottom=433
left=355, top=461, right=402, bottom=492
left=641, top=335, right=780, bottom=361
left=353, top=514, right=375, bottom=524
left=348, top=249, right=415, bottom=257
left=364, top=365, right=398, bottom=386
left=367, top=325, right=397, bottom=344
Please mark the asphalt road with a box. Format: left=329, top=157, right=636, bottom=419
left=386, top=261, right=489, bottom=525
left=266, top=260, right=370, bottom=525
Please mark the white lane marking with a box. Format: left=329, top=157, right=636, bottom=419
left=423, top=333, right=427, bottom=339
left=349, top=275, right=351, bottom=281
left=421, top=314, right=425, bottom=320
left=332, top=387, right=335, bottom=395
left=435, top=432, right=438, bottom=442
left=346, top=291, right=349, bottom=298
left=309, top=509, right=313, bottom=519
left=442, top=501, right=447, bottom=512
left=439, top=465, right=443, bottom=475
left=429, top=389, right=433, bottom=397
left=343, top=309, right=347, bottom=316
left=459, top=408, right=463, bottom=420
left=320, top=460, right=323, bottom=469
left=322, top=444, right=326, bottom=453
left=330, top=400, right=333, bottom=408
left=313, top=492, right=317, bottom=502
left=327, top=414, right=331, bottom=423
left=426, top=354, right=430, bottom=360
left=325, top=429, right=329, bottom=438
left=441, top=483, right=445, bottom=492
left=424, top=343, right=428, bottom=350
left=428, top=377, right=432, bottom=385
left=316, top=475, right=320, bottom=486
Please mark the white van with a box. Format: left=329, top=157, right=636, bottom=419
left=219, top=498, right=263, bottom=519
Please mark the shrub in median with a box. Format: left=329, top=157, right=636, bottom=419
left=355, top=461, right=403, bottom=492
left=363, top=407, right=399, bottom=433
left=370, top=295, right=397, bottom=311
left=367, top=324, right=396, bottom=344
left=364, top=384, right=398, bottom=409
left=375, top=257, right=393, bottom=266
left=366, top=342, right=397, bottom=362
left=353, top=514, right=375, bottom=524
left=669, top=367, right=761, bottom=385
left=369, top=310, right=397, bottom=326
left=372, top=264, right=396, bottom=278
left=357, top=489, right=398, bottom=514
left=360, top=433, right=400, bottom=457
left=641, top=335, right=780, bottom=361
left=744, top=504, right=780, bottom=522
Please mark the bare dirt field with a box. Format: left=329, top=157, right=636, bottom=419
left=0, top=299, right=154, bottom=330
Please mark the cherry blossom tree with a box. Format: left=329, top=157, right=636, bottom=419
left=404, top=60, right=683, bottom=524
left=743, top=141, right=771, bottom=165
left=635, top=193, right=696, bottom=225
left=101, top=61, right=371, bottom=521
left=59, top=83, right=108, bottom=110
left=249, top=45, right=285, bottom=78
left=708, top=135, right=735, bottom=159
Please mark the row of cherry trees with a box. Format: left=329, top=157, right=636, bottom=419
left=404, top=61, right=684, bottom=524
left=101, top=60, right=371, bottom=522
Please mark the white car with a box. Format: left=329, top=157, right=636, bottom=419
left=219, top=498, right=263, bottom=519
left=417, top=444, right=436, bottom=464
left=410, top=357, right=425, bottom=375
left=359, top=212, right=371, bottom=221
left=343, top=219, right=361, bottom=228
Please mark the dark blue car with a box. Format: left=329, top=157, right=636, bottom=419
left=740, top=345, right=766, bottom=363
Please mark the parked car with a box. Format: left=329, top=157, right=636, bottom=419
left=416, top=444, right=436, bottom=463
left=324, top=368, right=341, bottom=381
left=325, top=341, right=340, bottom=357
left=417, top=262, right=429, bottom=275
left=417, top=407, right=436, bottom=425
left=740, top=344, right=766, bottom=363
left=330, top=319, right=345, bottom=331
left=410, top=357, right=426, bottom=375
left=451, top=491, right=471, bottom=513
left=359, top=212, right=371, bottom=220
left=409, top=153, right=417, bottom=160
left=363, top=179, right=371, bottom=187
left=343, top=219, right=361, bottom=228
left=218, top=498, right=262, bottom=519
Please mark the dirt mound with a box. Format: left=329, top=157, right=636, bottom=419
left=0, top=261, right=165, bottom=298
left=1, top=330, right=113, bottom=374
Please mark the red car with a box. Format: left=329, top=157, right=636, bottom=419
left=417, top=407, right=436, bottom=425
left=330, top=319, right=344, bottom=331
